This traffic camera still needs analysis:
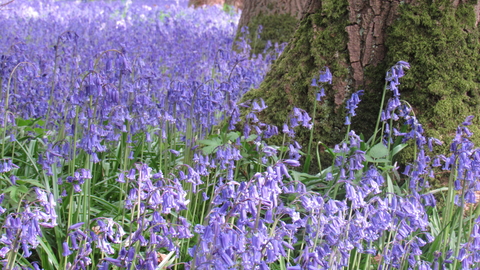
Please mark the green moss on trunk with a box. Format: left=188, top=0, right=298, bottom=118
left=243, top=14, right=297, bottom=55
left=379, top=1, right=480, bottom=169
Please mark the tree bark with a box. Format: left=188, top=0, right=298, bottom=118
left=242, top=0, right=480, bottom=171
left=188, top=0, right=243, bottom=10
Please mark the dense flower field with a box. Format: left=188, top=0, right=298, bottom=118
left=1, top=1, right=480, bottom=269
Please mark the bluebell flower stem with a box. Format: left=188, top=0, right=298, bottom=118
left=64, top=194, right=75, bottom=268
left=362, top=254, right=372, bottom=270
left=304, top=93, right=319, bottom=172
left=279, top=133, right=287, bottom=161
left=184, top=119, right=194, bottom=166
left=316, top=141, right=322, bottom=172
left=6, top=233, right=20, bottom=270
left=119, top=120, right=132, bottom=227
left=82, top=154, right=91, bottom=225
left=66, top=105, right=80, bottom=243
left=378, top=226, right=395, bottom=269
left=442, top=164, right=457, bottom=256
left=387, top=117, right=394, bottom=160
left=351, top=249, right=359, bottom=269
left=254, top=201, right=261, bottom=232
left=49, top=164, right=64, bottom=264
left=453, top=180, right=467, bottom=269
left=372, top=81, right=389, bottom=145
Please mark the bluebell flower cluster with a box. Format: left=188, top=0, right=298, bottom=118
left=0, top=188, right=57, bottom=266
left=311, top=67, right=330, bottom=102
left=345, top=90, right=364, bottom=125
left=0, top=159, right=18, bottom=173
left=189, top=160, right=301, bottom=269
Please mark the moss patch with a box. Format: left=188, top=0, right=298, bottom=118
left=241, top=13, right=298, bottom=55
left=379, top=1, right=480, bottom=175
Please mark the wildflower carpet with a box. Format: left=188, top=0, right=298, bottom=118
left=0, top=1, right=479, bottom=269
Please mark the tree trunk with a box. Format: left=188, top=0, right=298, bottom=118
left=188, top=0, right=243, bottom=10
left=188, top=0, right=224, bottom=7
left=241, top=0, right=480, bottom=171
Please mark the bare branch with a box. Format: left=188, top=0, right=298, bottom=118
left=0, top=0, right=14, bottom=9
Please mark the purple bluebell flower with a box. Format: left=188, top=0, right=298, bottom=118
left=316, top=87, right=326, bottom=101
left=62, top=241, right=72, bottom=256
left=318, top=67, right=332, bottom=84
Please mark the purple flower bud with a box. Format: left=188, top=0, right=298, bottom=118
left=463, top=115, right=475, bottom=126
left=9, top=175, right=17, bottom=185
left=283, top=159, right=300, bottom=167
left=104, top=257, right=123, bottom=267
left=69, top=222, right=84, bottom=231
left=169, top=149, right=180, bottom=156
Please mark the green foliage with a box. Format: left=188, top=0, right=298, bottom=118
left=222, top=3, right=235, bottom=16
left=15, top=118, right=46, bottom=137
left=198, top=131, right=240, bottom=155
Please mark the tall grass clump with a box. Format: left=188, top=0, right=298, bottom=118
left=1, top=1, right=480, bottom=270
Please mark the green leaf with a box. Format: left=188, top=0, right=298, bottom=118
left=290, top=170, right=319, bottom=182
left=391, top=143, right=408, bottom=157
left=90, top=195, right=118, bottom=213
left=34, top=128, right=46, bottom=135
left=368, top=143, right=389, bottom=159
left=364, top=156, right=391, bottom=163
left=386, top=174, right=395, bottom=202
left=156, top=250, right=176, bottom=270
left=15, top=117, right=44, bottom=127
left=16, top=178, right=45, bottom=188
left=226, top=131, right=240, bottom=142
left=246, top=134, right=257, bottom=142
left=198, top=137, right=222, bottom=154
left=197, top=137, right=221, bottom=146
left=319, top=142, right=335, bottom=158
left=17, top=184, right=29, bottom=194
left=16, top=118, right=32, bottom=126
left=200, top=145, right=216, bottom=155
left=37, top=237, right=60, bottom=269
